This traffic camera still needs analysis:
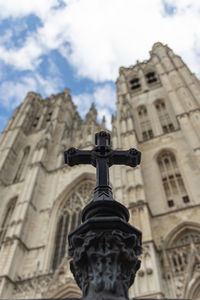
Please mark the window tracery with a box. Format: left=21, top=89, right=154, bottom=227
left=160, top=228, right=200, bottom=298
left=0, top=197, right=17, bottom=246
left=166, top=230, right=200, bottom=275
left=155, top=100, right=175, bottom=134
left=52, top=180, right=95, bottom=270
left=157, top=151, right=188, bottom=207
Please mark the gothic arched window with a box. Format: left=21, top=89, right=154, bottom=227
left=164, top=229, right=200, bottom=298
left=14, top=146, right=30, bottom=183
left=137, top=106, right=153, bottom=141
left=52, top=180, right=95, bottom=270
left=0, top=197, right=17, bottom=245
left=155, top=100, right=174, bottom=134
left=160, top=227, right=200, bottom=299
left=157, top=151, right=189, bottom=207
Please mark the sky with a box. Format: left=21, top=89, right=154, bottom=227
left=0, top=0, right=200, bottom=132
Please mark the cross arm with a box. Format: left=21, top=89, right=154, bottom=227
left=110, top=148, right=141, bottom=167
left=64, top=147, right=92, bottom=166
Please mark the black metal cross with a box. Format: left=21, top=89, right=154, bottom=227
left=64, top=131, right=141, bottom=189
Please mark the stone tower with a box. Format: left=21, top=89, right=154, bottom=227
left=0, top=42, right=200, bottom=299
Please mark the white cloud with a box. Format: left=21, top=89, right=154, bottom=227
left=0, top=34, right=43, bottom=70
left=93, top=84, right=116, bottom=111
left=0, top=73, right=63, bottom=109
left=0, top=0, right=200, bottom=81
left=73, top=83, right=116, bottom=129
left=0, top=78, right=37, bottom=108
left=0, top=0, right=60, bottom=20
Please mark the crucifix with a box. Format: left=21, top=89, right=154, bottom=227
left=64, top=131, right=141, bottom=187
left=63, top=131, right=142, bottom=300
left=64, top=131, right=141, bottom=221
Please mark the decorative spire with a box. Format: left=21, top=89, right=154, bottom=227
left=85, top=102, right=97, bottom=122
left=101, top=115, right=106, bottom=129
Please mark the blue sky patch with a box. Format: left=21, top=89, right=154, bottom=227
left=162, top=0, right=177, bottom=16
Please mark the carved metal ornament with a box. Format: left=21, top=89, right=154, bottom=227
left=69, top=230, right=141, bottom=300
left=64, top=131, right=142, bottom=300
left=64, top=131, right=141, bottom=222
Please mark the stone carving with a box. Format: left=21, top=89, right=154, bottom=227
left=69, top=229, right=141, bottom=300
left=13, top=273, right=53, bottom=298
left=163, top=230, right=200, bottom=298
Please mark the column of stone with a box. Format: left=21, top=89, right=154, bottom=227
left=169, top=50, right=200, bottom=107
left=0, top=110, right=17, bottom=146
left=111, top=118, right=118, bottom=149
left=152, top=48, right=200, bottom=155
left=147, top=101, right=162, bottom=136
left=116, top=69, right=130, bottom=149
left=190, top=73, right=200, bottom=106
left=189, top=110, right=200, bottom=139
left=126, top=116, right=138, bottom=153
left=117, top=68, right=129, bottom=95
left=178, top=114, right=200, bottom=148
left=160, top=240, right=177, bottom=298
left=0, top=240, right=20, bottom=298
left=9, top=167, right=41, bottom=238
left=159, top=45, right=199, bottom=122
left=123, top=107, right=140, bottom=206
left=0, top=166, right=44, bottom=300
left=110, top=120, right=123, bottom=201
left=56, top=97, right=72, bottom=168
left=0, top=127, right=19, bottom=159
left=130, top=203, right=164, bottom=299
left=1, top=142, right=48, bottom=289
left=0, top=93, right=42, bottom=296
left=35, top=105, right=45, bottom=130
left=0, top=129, right=25, bottom=185
left=0, top=94, right=42, bottom=184
left=152, top=49, right=184, bottom=116
left=125, top=91, right=164, bottom=297
left=139, top=67, right=149, bottom=93
left=113, top=101, right=128, bottom=204
left=12, top=93, right=41, bottom=131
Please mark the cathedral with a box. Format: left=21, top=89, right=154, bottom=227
left=0, top=42, right=200, bottom=299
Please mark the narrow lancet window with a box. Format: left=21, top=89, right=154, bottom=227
left=155, top=100, right=174, bottom=134
left=157, top=151, right=188, bottom=207
left=137, top=106, right=153, bottom=141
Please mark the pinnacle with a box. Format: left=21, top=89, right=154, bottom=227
left=101, top=115, right=106, bottom=128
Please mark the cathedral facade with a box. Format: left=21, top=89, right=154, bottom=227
left=0, top=42, right=200, bottom=299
